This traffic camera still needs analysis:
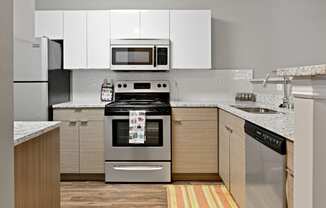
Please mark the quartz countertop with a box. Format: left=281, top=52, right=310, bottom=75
left=52, top=101, right=109, bottom=109
left=277, top=64, right=326, bottom=77
left=14, top=121, right=61, bottom=146
left=171, top=100, right=295, bottom=141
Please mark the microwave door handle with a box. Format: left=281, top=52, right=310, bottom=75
left=153, top=46, right=157, bottom=67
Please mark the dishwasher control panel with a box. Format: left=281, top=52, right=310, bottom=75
left=245, top=121, right=286, bottom=154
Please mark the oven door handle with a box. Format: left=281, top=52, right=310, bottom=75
left=113, top=165, right=163, bottom=171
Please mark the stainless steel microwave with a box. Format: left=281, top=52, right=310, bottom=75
left=110, top=39, right=170, bottom=71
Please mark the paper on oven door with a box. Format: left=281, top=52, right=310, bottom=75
left=129, top=110, right=146, bottom=144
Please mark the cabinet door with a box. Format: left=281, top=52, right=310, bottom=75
left=230, top=132, right=246, bottom=208
left=140, top=10, right=169, bottom=39
left=110, top=10, right=140, bottom=39
left=14, top=0, right=35, bottom=41
left=172, top=109, right=218, bottom=173
left=60, top=121, right=79, bottom=173
left=35, top=11, right=64, bottom=39
left=63, top=11, right=87, bottom=69
left=79, top=121, right=104, bottom=173
left=219, top=120, right=230, bottom=190
left=170, top=10, right=211, bottom=69
left=87, top=11, right=110, bottom=69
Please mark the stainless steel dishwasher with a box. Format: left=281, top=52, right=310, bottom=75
left=245, top=122, right=287, bottom=208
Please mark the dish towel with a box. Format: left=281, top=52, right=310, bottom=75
left=129, top=110, right=146, bottom=144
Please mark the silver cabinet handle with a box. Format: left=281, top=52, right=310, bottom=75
left=69, top=121, right=77, bottom=126
left=80, top=120, right=88, bottom=126
left=225, top=125, right=233, bottom=133
left=113, top=166, right=163, bottom=171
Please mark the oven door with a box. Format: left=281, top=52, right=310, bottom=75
left=110, top=46, right=155, bottom=70
left=105, top=115, right=171, bottom=161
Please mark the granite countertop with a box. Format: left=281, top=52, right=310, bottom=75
left=52, top=101, right=109, bottom=109
left=14, top=121, right=61, bottom=146
left=171, top=101, right=295, bottom=141
left=51, top=100, right=294, bottom=141
left=277, top=64, right=326, bottom=77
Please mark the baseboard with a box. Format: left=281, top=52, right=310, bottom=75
left=61, top=173, right=105, bottom=181
left=172, top=173, right=221, bottom=181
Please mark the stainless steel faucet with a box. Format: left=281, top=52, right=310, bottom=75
left=263, top=71, right=292, bottom=109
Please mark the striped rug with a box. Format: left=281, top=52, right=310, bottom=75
left=166, top=184, right=238, bottom=208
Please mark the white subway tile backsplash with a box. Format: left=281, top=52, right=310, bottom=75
left=71, top=69, right=254, bottom=103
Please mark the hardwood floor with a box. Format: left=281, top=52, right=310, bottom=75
left=61, top=181, right=219, bottom=208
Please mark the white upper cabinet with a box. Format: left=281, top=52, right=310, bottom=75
left=140, top=10, right=170, bottom=39
left=110, top=10, right=140, bottom=39
left=87, top=11, right=110, bottom=69
left=35, top=11, right=64, bottom=39
left=14, top=0, right=35, bottom=41
left=170, top=10, right=211, bottom=69
left=63, top=11, right=87, bottom=69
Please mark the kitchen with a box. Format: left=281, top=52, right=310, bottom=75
left=1, top=0, right=326, bottom=208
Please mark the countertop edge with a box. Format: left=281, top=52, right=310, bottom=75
left=14, top=122, right=61, bottom=146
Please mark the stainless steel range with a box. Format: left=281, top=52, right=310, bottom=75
left=104, top=80, right=171, bottom=183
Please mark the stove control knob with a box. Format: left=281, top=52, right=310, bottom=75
left=163, top=83, right=167, bottom=88
left=123, top=84, right=127, bottom=88
left=157, top=84, right=162, bottom=88
left=117, top=84, right=122, bottom=88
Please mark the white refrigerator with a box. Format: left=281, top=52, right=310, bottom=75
left=14, top=37, right=70, bottom=121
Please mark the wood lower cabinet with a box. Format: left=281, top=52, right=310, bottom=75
left=60, top=121, right=79, bottom=173
left=286, top=140, right=294, bottom=208
left=172, top=108, right=218, bottom=174
left=54, top=109, right=104, bottom=174
left=230, top=131, right=245, bottom=208
left=219, top=117, right=230, bottom=189
left=219, top=109, right=245, bottom=208
left=79, top=120, right=104, bottom=173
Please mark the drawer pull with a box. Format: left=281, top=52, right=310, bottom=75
left=80, top=120, right=88, bottom=125
left=113, top=166, right=163, bottom=171
left=173, top=120, right=182, bottom=124
left=225, top=125, right=233, bottom=133
left=69, top=121, right=77, bottom=126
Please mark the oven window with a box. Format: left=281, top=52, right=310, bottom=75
left=112, top=48, right=153, bottom=65
left=112, top=119, right=163, bottom=146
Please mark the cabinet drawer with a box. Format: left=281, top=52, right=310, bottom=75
left=287, top=141, right=294, bottom=173
left=219, top=110, right=244, bottom=137
left=286, top=171, right=294, bottom=208
left=53, top=109, right=104, bottom=121
left=172, top=108, right=217, bottom=121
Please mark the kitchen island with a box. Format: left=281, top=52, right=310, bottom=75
left=14, top=121, right=61, bottom=208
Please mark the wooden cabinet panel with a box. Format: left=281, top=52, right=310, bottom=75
left=86, top=11, right=110, bottom=69
left=35, top=11, right=64, bottom=39
left=63, top=11, right=87, bottom=69
left=170, top=10, right=211, bottom=69
left=110, top=10, right=140, bottom=39
left=286, top=171, right=294, bottom=208
left=59, top=121, right=79, bottom=173
left=287, top=140, right=294, bottom=173
left=219, top=118, right=230, bottom=189
left=230, top=132, right=246, bottom=208
left=219, top=110, right=245, bottom=137
left=140, top=10, right=170, bottom=39
left=53, top=109, right=104, bottom=121
left=172, top=108, right=217, bottom=121
left=79, top=121, right=104, bottom=173
left=15, top=129, right=60, bottom=208
left=172, top=108, right=218, bottom=173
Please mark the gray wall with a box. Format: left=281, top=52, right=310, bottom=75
left=36, top=0, right=326, bottom=77
left=0, top=0, right=14, bottom=207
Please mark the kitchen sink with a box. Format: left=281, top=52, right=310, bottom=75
left=230, top=105, right=281, bottom=114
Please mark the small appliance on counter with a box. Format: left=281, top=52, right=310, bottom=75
left=104, top=80, right=171, bottom=183
left=101, top=79, right=114, bottom=102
